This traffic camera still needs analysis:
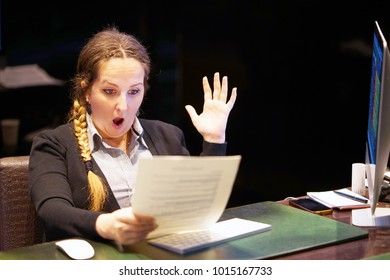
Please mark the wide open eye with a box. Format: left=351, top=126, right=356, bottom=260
left=128, top=89, right=140, bottom=96
left=103, top=88, right=116, bottom=95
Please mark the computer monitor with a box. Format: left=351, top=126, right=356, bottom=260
left=352, top=21, right=390, bottom=227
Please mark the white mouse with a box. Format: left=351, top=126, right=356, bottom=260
left=55, top=239, right=95, bottom=260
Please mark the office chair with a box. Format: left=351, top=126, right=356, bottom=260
left=0, top=156, right=44, bottom=251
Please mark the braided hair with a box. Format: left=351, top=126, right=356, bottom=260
left=67, top=26, right=151, bottom=211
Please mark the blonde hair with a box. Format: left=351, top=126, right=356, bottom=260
left=68, top=26, right=151, bottom=211
left=71, top=100, right=107, bottom=211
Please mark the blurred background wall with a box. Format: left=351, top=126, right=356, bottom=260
left=1, top=0, right=390, bottom=207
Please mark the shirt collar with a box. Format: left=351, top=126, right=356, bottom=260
left=132, top=117, right=148, bottom=148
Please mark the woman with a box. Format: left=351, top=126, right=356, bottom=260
left=29, top=27, right=237, bottom=246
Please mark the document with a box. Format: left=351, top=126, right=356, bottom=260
left=307, top=188, right=370, bottom=210
left=131, top=155, right=241, bottom=239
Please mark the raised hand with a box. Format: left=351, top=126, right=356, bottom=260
left=185, top=72, right=237, bottom=143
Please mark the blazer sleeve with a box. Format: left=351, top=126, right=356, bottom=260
left=28, top=124, right=106, bottom=242
left=140, top=118, right=227, bottom=156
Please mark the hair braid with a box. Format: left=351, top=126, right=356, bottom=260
left=72, top=100, right=107, bottom=211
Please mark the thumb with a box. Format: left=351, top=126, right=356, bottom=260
left=185, top=105, right=198, bottom=120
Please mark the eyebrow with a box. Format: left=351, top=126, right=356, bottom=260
left=100, top=80, right=144, bottom=87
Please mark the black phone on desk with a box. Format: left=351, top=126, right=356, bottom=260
left=289, top=198, right=333, bottom=215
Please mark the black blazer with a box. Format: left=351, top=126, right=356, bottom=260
left=28, top=119, right=227, bottom=242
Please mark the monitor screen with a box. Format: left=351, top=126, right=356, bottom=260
left=367, top=27, right=383, bottom=166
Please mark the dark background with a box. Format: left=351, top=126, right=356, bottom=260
left=1, top=0, right=390, bottom=207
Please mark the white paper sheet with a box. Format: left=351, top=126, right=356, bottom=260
left=131, top=155, right=241, bottom=239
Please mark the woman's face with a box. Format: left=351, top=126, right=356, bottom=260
left=86, top=57, right=145, bottom=143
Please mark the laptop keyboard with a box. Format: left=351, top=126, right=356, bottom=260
left=148, top=218, right=272, bottom=254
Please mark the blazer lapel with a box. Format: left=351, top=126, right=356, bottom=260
left=91, top=157, right=121, bottom=212
left=141, top=129, right=159, bottom=155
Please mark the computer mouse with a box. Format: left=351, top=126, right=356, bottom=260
left=55, top=239, right=95, bottom=260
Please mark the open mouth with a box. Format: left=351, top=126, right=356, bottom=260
left=113, top=118, right=124, bottom=126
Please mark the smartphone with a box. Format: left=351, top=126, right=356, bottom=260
left=289, top=198, right=333, bottom=215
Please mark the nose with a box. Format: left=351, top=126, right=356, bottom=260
left=116, top=93, right=128, bottom=112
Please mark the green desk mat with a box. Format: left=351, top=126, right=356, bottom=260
left=0, top=201, right=368, bottom=260
left=125, top=201, right=368, bottom=259
left=364, top=252, right=390, bottom=260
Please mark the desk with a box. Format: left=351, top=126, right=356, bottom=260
left=0, top=200, right=389, bottom=260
